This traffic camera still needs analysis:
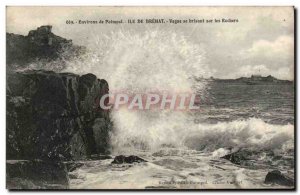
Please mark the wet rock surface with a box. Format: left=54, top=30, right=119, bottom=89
left=6, top=160, right=69, bottom=189
left=264, top=170, right=294, bottom=187
left=111, top=155, right=147, bottom=164
left=221, top=150, right=251, bottom=165
left=221, top=149, right=294, bottom=170
left=7, top=70, right=111, bottom=161
left=222, top=149, right=295, bottom=188
left=6, top=26, right=113, bottom=189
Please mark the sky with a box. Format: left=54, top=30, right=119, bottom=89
left=6, top=6, right=294, bottom=80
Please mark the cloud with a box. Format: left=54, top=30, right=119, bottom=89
left=246, top=35, right=293, bottom=59
left=224, top=35, right=294, bottom=80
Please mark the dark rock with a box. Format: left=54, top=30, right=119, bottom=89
left=6, top=25, right=85, bottom=70
left=6, top=160, right=69, bottom=189
left=111, top=155, right=147, bottom=164
left=221, top=149, right=294, bottom=170
left=264, top=170, right=294, bottom=187
left=64, top=162, right=84, bottom=172
left=7, top=70, right=111, bottom=161
left=6, top=26, right=112, bottom=190
left=221, top=150, right=253, bottom=165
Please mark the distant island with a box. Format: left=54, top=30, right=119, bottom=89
left=196, top=75, right=293, bottom=85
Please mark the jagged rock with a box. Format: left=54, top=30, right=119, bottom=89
left=6, top=26, right=112, bottom=190
left=6, top=160, right=69, bottom=189
left=221, top=150, right=252, bottom=165
left=6, top=25, right=85, bottom=69
left=264, top=170, right=294, bottom=187
left=111, top=155, right=147, bottom=164
left=7, top=70, right=111, bottom=161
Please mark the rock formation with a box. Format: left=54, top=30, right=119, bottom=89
left=111, top=155, right=147, bottom=164
left=6, top=160, right=69, bottom=189
left=264, top=170, right=294, bottom=187
left=7, top=70, right=111, bottom=161
left=6, top=25, right=111, bottom=189
left=6, top=25, right=85, bottom=70
left=221, top=150, right=251, bottom=165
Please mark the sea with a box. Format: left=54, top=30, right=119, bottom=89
left=26, top=30, right=295, bottom=189
left=69, top=81, right=294, bottom=189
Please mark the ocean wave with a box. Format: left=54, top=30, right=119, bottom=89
left=110, top=114, right=293, bottom=155
left=184, top=118, right=294, bottom=154
left=32, top=29, right=293, bottom=157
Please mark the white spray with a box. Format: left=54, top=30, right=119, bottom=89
left=27, top=29, right=294, bottom=155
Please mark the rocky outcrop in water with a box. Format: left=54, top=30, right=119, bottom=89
left=6, top=25, right=85, bottom=70
left=221, top=149, right=294, bottom=169
left=222, top=150, right=294, bottom=187
left=264, top=170, right=294, bottom=187
left=221, top=150, right=251, bottom=165
left=7, top=70, right=111, bottom=161
left=6, top=160, right=69, bottom=189
left=111, top=155, right=147, bottom=164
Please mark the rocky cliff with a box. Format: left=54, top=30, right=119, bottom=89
left=6, top=25, right=112, bottom=189
left=7, top=70, right=111, bottom=161
left=6, top=25, right=85, bottom=70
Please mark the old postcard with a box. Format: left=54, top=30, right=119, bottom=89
left=6, top=6, right=295, bottom=190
